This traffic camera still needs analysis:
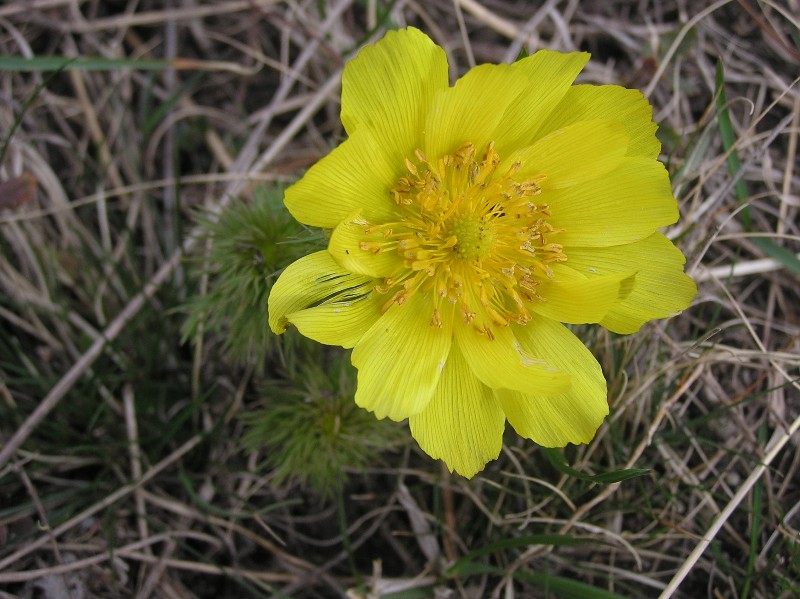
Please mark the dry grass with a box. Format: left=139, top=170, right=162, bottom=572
left=1, top=1, right=799, bottom=598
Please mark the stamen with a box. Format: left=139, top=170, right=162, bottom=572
left=354, top=141, right=566, bottom=334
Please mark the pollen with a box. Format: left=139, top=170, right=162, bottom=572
left=359, top=141, right=567, bottom=333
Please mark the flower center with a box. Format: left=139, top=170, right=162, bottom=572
left=360, top=141, right=566, bottom=336
left=451, top=213, right=495, bottom=261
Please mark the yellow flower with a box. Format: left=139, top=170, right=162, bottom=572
left=268, top=28, right=696, bottom=478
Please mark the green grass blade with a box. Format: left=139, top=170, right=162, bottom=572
left=448, top=534, right=588, bottom=576
left=741, top=422, right=766, bottom=599
left=715, top=59, right=800, bottom=277
left=514, top=570, right=632, bottom=599
left=178, top=471, right=301, bottom=519
left=142, top=71, right=204, bottom=138
left=751, top=238, right=800, bottom=276
left=0, top=61, right=69, bottom=164
left=545, top=448, right=649, bottom=483
left=0, top=55, right=174, bottom=71
left=382, top=589, right=435, bottom=599
left=715, top=60, right=750, bottom=227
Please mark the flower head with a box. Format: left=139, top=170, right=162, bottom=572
left=268, top=28, right=696, bottom=478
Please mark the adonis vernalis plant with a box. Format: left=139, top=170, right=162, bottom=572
left=268, top=27, right=696, bottom=478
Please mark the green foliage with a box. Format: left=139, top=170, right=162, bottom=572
left=181, top=187, right=323, bottom=366
left=0, top=56, right=176, bottom=71
left=448, top=534, right=590, bottom=576
left=514, top=48, right=530, bottom=62
left=182, top=186, right=404, bottom=498
left=244, top=344, right=405, bottom=497
left=514, top=570, right=632, bottom=599
left=715, top=60, right=800, bottom=276
left=544, top=448, right=649, bottom=483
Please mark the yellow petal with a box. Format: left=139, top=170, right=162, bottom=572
left=497, top=315, right=608, bottom=447
left=423, top=63, right=531, bottom=161
left=454, top=319, right=570, bottom=395
left=286, top=292, right=384, bottom=349
left=328, top=212, right=403, bottom=278
left=546, top=157, right=678, bottom=246
left=268, top=251, right=379, bottom=348
left=565, top=233, right=697, bottom=334
left=341, top=27, right=448, bottom=167
left=538, top=84, right=661, bottom=159
left=493, top=50, right=590, bottom=155
left=352, top=293, right=453, bottom=421
left=409, top=343, right=505, bottom=479
left=284, top=129, right=398, bottom=229
left=509, top=119, right=628, bottom=189
left=532, top=263, right=635, bottom=324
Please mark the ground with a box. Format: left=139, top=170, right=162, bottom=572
left=0, top=1, right=799, bottom=598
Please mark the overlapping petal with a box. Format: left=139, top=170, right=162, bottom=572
left=565, top=233, right=697, bottom=333
left=423, top=63, right=531, bottom=161
left=329, top=212, right=403, bottom=277
left=454, top=317, right=570, bottom=395
left=493, top=50, right=590, bottom=154
left=496, top=315, right=608, bottom=446
left=409, top=344, right=505, bottom=478
left=341, top=27, right=448, bottom=166
left=352, top=294, right=453, bottom=421
left=530, top=263, right=635, bottom=324
left=508, top=119, right=628, bottom=189
left=538, top=84, right=661, bottom=159
left=284, top=129, right=398, bottom=229
left=268, top=251, right=381, bottom=348
left=545, top=157, right=678, bottom=246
